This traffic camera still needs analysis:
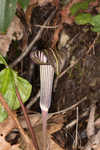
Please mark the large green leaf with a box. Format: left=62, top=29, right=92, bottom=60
left=18, top=0, right=29, bottom=9
left=91, top=26, right=100, bottom=32
left=0, top=68, right=32, bottom=122
left=75, top=13, right=92, bottom=25
left=0, top=0, right=17, bottom=33
left=12, top=70, right=32, bottom=110
left=90, top=14, right=100, bottom=26
left=89, top=14, right=100, bottom=32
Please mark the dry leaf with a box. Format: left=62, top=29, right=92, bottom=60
left=0, top=135, right=11, bottom=150
left=0, top=116, right=16, bottom=137
left=49, top=135, right=63, bottom=150
left=0, top=16, right=24, bottom=56
left=0, top=116, right=21, bottom=150
left=11, top=144, right=22, bottom=150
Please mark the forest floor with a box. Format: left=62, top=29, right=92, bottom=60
left=0, top=1, right=100, bottom=150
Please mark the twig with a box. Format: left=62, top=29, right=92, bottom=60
left=34, top=24, right=59, bottom=28
left=26, top=90, right=40, bottom=109
left=0, top=93, right=35, bottom=150
left=66, top=110, right=89, bottom=129
left=49, top=96, right=87, bottom=118
left=58, top=59, right=79, bottom=79
left=74, top=107, right=79, bottom=149
left=16, top=87, right=39, bottom=150
left=10, top=9, right=56, bottom=68
left=87, top=33, right=99, bottom=55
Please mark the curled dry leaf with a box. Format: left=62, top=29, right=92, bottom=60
left=0, top=16, right=24, bottom=56
left=0, top=138, right=21, bottom=150
left=7, top=16, right=24, bottom=41
left=0, top=137, right=21, bottom=150
left=0, top=135, right=11, bottom=150
left=0, top=116, right=16, bottom=137
left=0, top=36, right=11, bottom=57
left=0, top=116, right=21, bottom=150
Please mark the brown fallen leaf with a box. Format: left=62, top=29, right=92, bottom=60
left=0, top=16, right=24, bottom=56
left=0, top=135, right=11, bottom=150
left=0, top=116, right=16, bottom=137
left=11, top=144, right=22, bottom=150
left=48, top=135, right=64, bottom=150
left=0, top=136, right=21, bottom=150
left=0, top=116, right=22, bottom=150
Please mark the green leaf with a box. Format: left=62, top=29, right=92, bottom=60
left=70, top=1, right=89, bottom=15
left=18, top=0, right=29, bottom=9
left=90, top=14, right=100, bottom=26
left=12, top=70, right=32, bottom=109
left=60, top=0, right=70, bottom=6
left=0, top=55, right=8, bottom=66
left=0, top=104, right=8, bottom=122
left=91, top=26, right=100, bottom=32
left=0, top=68, right=32, bottom=122
left=70, top=0, right=96, bottom=15
left=75, top=13, right=92, bottom=25
left=0, top=0, right=17, bottom=33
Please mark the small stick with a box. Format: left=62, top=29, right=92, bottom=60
left=33, top=24, right=59, bottom=28
left=49, top=96, right=87, bottom=117
left=26, top=90, right=40, bottom=109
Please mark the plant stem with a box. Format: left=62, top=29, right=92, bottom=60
left=16, top=86, right=39, bottom=150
